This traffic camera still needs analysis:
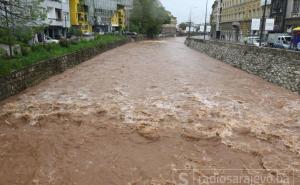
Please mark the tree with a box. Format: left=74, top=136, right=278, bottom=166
left=129, top=0, right=171, bottom=38
left=0, top=0, right=45, bottom=57
left=179, top=22, right=188, bottom=31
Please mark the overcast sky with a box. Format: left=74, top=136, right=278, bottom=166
left=160, top=0, right=214, bottom=24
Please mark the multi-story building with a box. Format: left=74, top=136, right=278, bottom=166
left=285, top=0, right=300, bottom=32
left=210, top=0, right=222, bottom=39
left=69, top=0, right=92, bottom=34
left=85, top=0, right=133, bottom=33
left=43, top=0, right=71, bottom=39
left=220, top=0, right=271, bottom=42
left=270, top=0, right=288, bottom=33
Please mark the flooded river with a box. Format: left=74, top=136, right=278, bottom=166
left=0, top=37, right=299, bottom=185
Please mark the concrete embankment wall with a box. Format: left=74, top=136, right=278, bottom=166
left=185, top=38, right=300, bottom=94
left=0, top=40, right=128, bottom=101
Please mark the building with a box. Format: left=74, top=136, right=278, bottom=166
left=85, top=0, right=133, bottom=33
left=270, top=0, right=288, bottom=33
left=285, top=0, right=300, bottom=33
left=43, top=0, right=71, bottom=39
left=161, top=13, right=177, bottom=37
left=210, top=0, right=218, bottom=38
left=111, top=4, right=126, bottom=31
left=220, top=0, right=271, bottom=42
left=69, top=0, right=92, bottom=34
left=210, top=0, right=222, bottom=39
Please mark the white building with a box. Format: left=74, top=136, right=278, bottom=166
left=42, top=0, right=71, bottom=39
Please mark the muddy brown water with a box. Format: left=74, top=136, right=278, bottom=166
left=0, top=37, right=299, bottom=185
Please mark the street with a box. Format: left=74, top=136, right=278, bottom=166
left=0, top=37, right=299, bottom=184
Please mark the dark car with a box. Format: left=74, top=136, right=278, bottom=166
left=125, top=31, right=138, bottom=38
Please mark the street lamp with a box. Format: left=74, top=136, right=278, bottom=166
left=64, top=12, right=68, bottom=37
left=203, top=0, right=209, bottom=40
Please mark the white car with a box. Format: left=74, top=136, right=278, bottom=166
left=245, top=36, right=260, bottom=46
left=297, top=42, right=300, bottom=51
left=83, top=32, right=93, bottom=36
left=44, top=36, right=59, bottom=44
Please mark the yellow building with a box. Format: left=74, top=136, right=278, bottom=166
left=69, top=0, right=92, bottom=34
left=220, top=0, right=271, bottom=41
left=111, top=5, right=126, bottom=31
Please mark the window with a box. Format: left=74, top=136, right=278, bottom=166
left=293, top=0, right=300, bottom=13
left=55, top=8, right=62, bottom=21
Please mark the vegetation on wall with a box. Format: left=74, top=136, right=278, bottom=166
left=0, top=35, right=126, bottom=76
left=129, top=0, right=171, bottom=38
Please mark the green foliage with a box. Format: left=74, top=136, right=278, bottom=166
left=21, top=45, right=32, bottom=56
left=59, top=39, right=71, bottom=48
left=69, top=27, right=82, bottom=37
left=0, top=0, right=45, bottom=28
left=0, top=28, right=15, bottom=45
left=0, top=0, right=45, bottom=57
left=130, top=0, right=171, bottom=38
left=0, top=35, right=126, bottom=76
left=0, top=26, right=45, bottom=45
left=179, top=22, right=188, bottom=31
left=0, top=48, right=6, bottom=58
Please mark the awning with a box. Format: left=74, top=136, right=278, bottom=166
left=292, top=27, right=300, bottom=31
left=232, top=22, right=240, bottom=27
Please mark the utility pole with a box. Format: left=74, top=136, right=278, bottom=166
left=188, top=8, right=192, bottom=38
left=204, top=0, right=208, bottom=40
left=188, top=7, right=198, bottom=38
left=259, top=0, right=267, bottom=47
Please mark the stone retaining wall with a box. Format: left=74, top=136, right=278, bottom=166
left=0, top=39, right=128, bottom=101
left=185, top=38, right=300, bottom=94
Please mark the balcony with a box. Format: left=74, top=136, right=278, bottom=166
left=47, top=18, right=64, bottom=26
left=290, top=11, right=300, bottom=18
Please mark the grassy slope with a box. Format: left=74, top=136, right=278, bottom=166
left=0, top=35, right=126, bottom=77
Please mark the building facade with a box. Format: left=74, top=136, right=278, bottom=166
left=43, top=0, right=71, bottom=39
left=220, top=0, right=271, bottom=42
left=69, top=0, right=92, bottom=34
left=210, top=0, right=222, bottom=39
left=85, top=0, right=132, bottom=33
left=161, top=12, right=177, bottom=37
left=270, top=0, right=288, bottom=33
left=285, top=0, right=300, bottom=33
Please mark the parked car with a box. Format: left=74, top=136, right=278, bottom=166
left=245, top=36, right=260, bottom=46
left=44, top=36, right=59, bottom=44
left=297, top=42, right=300, bottom=51
left=125, top=31, right=138, bottom=37
left=273, top=36, right=292, bottom=49
left=82, top=32, right=93, bottom=36
left=267, top=33, right=291, bottom=47
left=244, top=36, right=267, bottom=47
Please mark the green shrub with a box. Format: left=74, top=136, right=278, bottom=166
left=70, top=39, right=79, bottom=45
left=21, top=45, right=32, bottom=56
left=31, top=43, right=44, bottom=52
left=0, top=47, right=7, bottom=58
left=59, top=39, right=70, bottom=48
left=69, top=27, right=82, bottom=37
left=43, top=43, right=59, bottom=50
